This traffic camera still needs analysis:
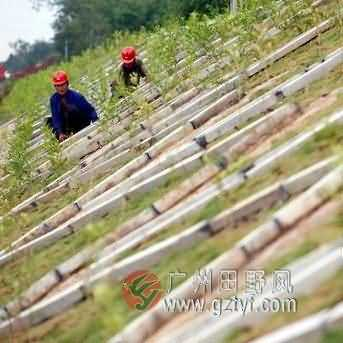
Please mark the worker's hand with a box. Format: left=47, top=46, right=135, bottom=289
left=58, top=133, right=68, bottom=142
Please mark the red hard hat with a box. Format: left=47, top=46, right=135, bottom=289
left=121, top=47, right=136, bottom=64
left=52, top=70, right=69, bottom=85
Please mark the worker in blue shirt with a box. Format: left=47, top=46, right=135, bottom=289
left=49, top=70, right=98, bottom=142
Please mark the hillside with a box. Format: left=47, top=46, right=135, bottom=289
left=0, top=0, right=343, bottom=342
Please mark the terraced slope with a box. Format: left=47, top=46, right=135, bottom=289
left=0, top=1, right=343, bottom=342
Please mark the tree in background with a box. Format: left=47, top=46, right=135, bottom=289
left=4, top=39, right=59, bottom=73
left=31, top=0, right=227, bottom=57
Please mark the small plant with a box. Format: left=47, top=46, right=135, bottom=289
left=145, top=20, right=181, bottom=95
left=6, top=114, right=34, bottom=186
left=42, top=124, right=68, bottom=177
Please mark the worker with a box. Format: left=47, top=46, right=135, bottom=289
left=111, top=47, right=148, bottom=95
left=49, top=71, right=98, bottom=142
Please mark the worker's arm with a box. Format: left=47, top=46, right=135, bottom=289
left=137, top=59, right=148, bottom=80
left=50, top=96, right=63, bottom=137
left=78, top=94, right=98, bottom=122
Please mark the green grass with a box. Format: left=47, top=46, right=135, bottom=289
left=206, top=25, right=343, bottom=160
left=2, top=74, right=342, bottom=340
left=0, top=146, right=144, bottom=251
left=322, top=329, right=343, bottom=343
left=223, top=206, right=343, bottom=343
left=118, top=120, right=343, bottom=257
left=8, top=283, right=134, bottom=343
left=2, top=0, right=341, bottom=234
left=1, top=1, right=343, bottom=342
left=0, top=167, right=194, bottom=305
left=224, top=268, right=343, bottom=343
left=265, top=207, right=343, bottom=274
left=6, top=198, right=281, bottom=343
left=9, top=190, right=342, bottom=343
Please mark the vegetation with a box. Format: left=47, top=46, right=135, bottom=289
left=32, top=0, right=227, bottom=57
left=4, top=39, right=59, bottom=73
left=0, top=0, right=342, bottom=342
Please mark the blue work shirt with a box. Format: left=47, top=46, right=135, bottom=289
left=50, top=89, right=98, bottom=135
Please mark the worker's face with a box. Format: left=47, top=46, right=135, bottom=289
left=54, top=82, right=68, bottom=95
left=123, top=60, right=135, bottom=69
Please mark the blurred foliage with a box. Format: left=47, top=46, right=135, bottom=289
left=32, top=0, right=228, bottom=57
left=4, top=39, right=59, bottom=73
